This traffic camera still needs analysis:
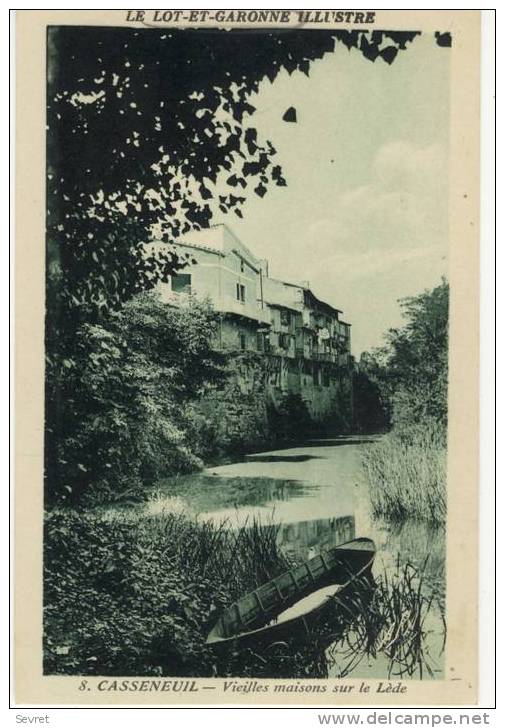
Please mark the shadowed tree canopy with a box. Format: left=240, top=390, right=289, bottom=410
left=47, top=27, right=423, bottom=316
left=360, top=280, right=449, bottom=429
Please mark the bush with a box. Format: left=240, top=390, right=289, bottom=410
left=267, top=393, right=313, bottom=444
left=44, top=509, right=221, bottom=676
left=43, top=509, right=443, bottom=679
left=352, top=370, right=389, bottom=433
left=44, top=293, right=224, bottom=506
left=185, top=354, right=270, bottom=460
left=44, top=507, right=445, bottom=679
left=183, top=358, right=320, bottom=460
left=358, top=282, right=448, bottom=525
left=43, top=508, right=324, bottom=677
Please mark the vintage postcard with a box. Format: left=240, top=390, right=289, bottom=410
left=14, top=9, right=482, bottom=705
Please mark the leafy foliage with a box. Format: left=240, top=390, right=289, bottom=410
left=43, top=509, right=309, bottom=677
left=267, top=393, right=314, bottom=444
left=185, top=352, right=271, bottom=460
left=45, top=27, right=423, bottom=504
left=358, top=280, right=449, bottom=431
left=185, top=358, right=336, bottom=462
left=45, top=291, right=327, bottom=505
left=358, top=282, right=448, bottom=523
left=352, top=369, right=389, bottom=433
left=47, top=27, right=421, bottom=317
left=44, top=508, right=444, bottom=678
left=45, top=293, right=225, bottom=505
left=383, top=280, right=449, bottom=428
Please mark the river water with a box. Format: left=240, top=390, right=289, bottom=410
left=150, top=435, right=445, bottom=679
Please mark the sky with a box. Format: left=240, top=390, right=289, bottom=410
left=212, top=33, right=450, bottom=356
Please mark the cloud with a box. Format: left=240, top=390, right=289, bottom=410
left=229, top=39, right=450, bottom=354
left=305, top=140, right=448, bottom=263
left=299, top=139, right=448, bottom=353
left=309, top=244, right=442, bottom=285
left=373, top=141, right=445, bottom=193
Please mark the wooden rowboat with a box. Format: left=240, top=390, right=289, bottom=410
left=206, top=537, right=375, bottom=646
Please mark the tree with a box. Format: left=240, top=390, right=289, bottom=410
left=47, top=27, right=422, bottom=318
left=367, top=280, right=449, bottom=429
left=353, top=368, right=389, bottom=433
left=45, top=27, right=446, bottom=500
left=44, top=293, right=226, bottom=504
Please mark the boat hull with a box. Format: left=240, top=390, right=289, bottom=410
left=206, top=537, right=375, bottom=647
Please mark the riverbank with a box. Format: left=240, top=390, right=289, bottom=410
left=43, top=507, right=336, bottom=678
left=44, top=504, right=444, bottom=679
left=44, top=435, right=446, bottom=679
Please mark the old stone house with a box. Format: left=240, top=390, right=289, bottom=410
left=155, top=224, right=352, bottom=423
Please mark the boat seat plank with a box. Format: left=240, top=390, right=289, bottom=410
left=239, top=594, right=261, bottom=624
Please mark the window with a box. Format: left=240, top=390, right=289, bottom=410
left=240, top=259, right=245, bottom=273
left=171, top=273, right=192, bottom=294
left=236, top=283, right=246, bottom=303
left=280, top=333, right=290, bottom=350
left=239, top=333, right=247, bottom=351
left=280, top=309, right=291, bottom=327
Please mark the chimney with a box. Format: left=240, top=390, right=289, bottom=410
left=258, top=258, right=269, bottom=277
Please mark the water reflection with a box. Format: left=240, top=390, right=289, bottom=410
left=153, top=473, right=313, bottom=516
left=154, top=438, right=363, bottom=529
left=275, top=515, right=355, bottom=561
left=153, top=441, right=445, bottom=592
left=151, top=436, right=445, bottom=679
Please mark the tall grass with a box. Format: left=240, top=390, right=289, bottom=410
left=43, top=507, right=294, bottom=677
left=217, top=560, right=446, bottom=680
left=361, top=424, right=446, bottom=525
left=323, top=560, right=445, bottom=679
left=44, top=506, right=445, bottom=679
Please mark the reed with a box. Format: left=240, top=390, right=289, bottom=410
left=44, top=507, right=292, bottom=676
left=361, top=424, right=446, bottom=525
left=44, top=506, right=444, bottom=679
left=323, top=559, right=446, bottom=679
left=216, top=559, right=445, bottom=680
left=134, top=508, right=291, bottom=598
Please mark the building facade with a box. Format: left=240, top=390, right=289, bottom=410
left=155, top=224, right=352, bottom=423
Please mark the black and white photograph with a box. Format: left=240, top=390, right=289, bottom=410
left=13, top=9, right=485, bottom=707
